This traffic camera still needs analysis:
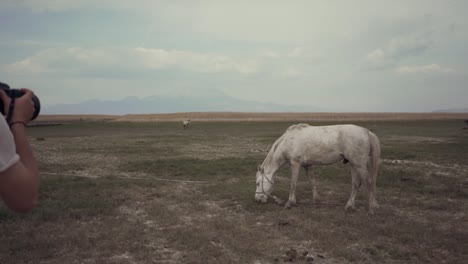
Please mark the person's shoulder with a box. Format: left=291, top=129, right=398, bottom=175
left=0, top=115, right=19, bottom=172
left=0, top=115, right=14, bottom=147
left=0, top=116, right=9, bottom=133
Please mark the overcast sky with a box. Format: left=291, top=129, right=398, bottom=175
left=1, top=0, right=467, bottom=112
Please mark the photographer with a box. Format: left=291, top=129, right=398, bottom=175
left=0, top=88, right=40, bottom=213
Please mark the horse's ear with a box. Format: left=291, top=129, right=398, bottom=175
left=257, top=165, right=264, bottom=173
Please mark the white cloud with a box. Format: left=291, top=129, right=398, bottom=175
left=7, top=58, right=46, bottom=74
left=260, top=47, right=322, bottom=61
left=260, top=51, right=281, bottom=59
left=5, top=46, right=260, bottom=76
left=387, top=37, right=432, bottom=58
left=395, top=64, right=456, bottom=74
left=365, top=36, right=433, bottom=70
left=133, top=47, right=258, bottom=74
left=283, top=67, right=303, bottom=78
left=288, top=47, right=306, bottom=58
left=6, top=47, right=121, bottom=74
left=367, top=49, right=385, bottom=61
left=287, top=47, right=323, bottom=61
left=365, top=49, right=393, bottom=70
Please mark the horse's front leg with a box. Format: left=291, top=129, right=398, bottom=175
left=305, top=166, right=319, bottom=204
left=284, top=163, right=301, bottom=209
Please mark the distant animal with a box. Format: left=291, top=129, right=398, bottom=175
left=255, top=123, right=381, bottom=214
left=183, top=120, right=191, bottom=129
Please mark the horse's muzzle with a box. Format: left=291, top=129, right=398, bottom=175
left=255, top=194, right=268, bottom=203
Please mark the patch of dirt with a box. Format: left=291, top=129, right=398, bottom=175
left=109, top=253, right=139, bottom=264
left=383, top=159, right=468, bottom=177
left=31, top=136, right=125, bottom=177
left=180, top=136, right=268, bottom=160
left=385, top=136, right=452, bottom=143
left=116, top=193, right=188, bottom=263
left=269, top=242, right=344, bottom=264
left=118, top=205, right=154, bottom=228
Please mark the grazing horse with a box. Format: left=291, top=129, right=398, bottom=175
left=183, top=120, right=191, bottom=129
left=255, top=123, right=381, bottom=214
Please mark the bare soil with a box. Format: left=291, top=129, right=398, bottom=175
left=1, top=119, right=467, bottom=263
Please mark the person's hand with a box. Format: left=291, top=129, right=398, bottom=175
left=0, top=88, right=35, bottom=124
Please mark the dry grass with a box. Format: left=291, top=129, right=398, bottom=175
left=35, top=115, right=117, bottom=122
left=1, top=120, right=467, bottom=263
left=34, top=112, right=468, bottom=123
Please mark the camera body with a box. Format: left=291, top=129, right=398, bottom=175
left=0, top=82, right=41, bottom=121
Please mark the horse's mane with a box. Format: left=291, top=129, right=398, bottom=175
left=261, top=135, right=285, bottom=168
left=261, top=123, right=311, bottom=167
left=285, top=123, right=309, bottom=132
left=269, top=124, right=309, bottom=153
left=271, top=134, right=285, bottom=152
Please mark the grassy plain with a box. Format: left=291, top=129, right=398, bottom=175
left=1, top=114, right=467, bottom=263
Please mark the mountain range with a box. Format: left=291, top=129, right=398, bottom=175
left=43, top=88, right=322, bottom=115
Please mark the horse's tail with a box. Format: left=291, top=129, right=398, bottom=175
left=367, top=131, right=381, bottom=194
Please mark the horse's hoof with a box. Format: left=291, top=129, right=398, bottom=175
left=369, top=204, right=379, bottom=215
left=312, top=198, right=321, bottom=206
left=345, top=205, right=356, bottom=212
left=283, top=202, right=295, bottom=210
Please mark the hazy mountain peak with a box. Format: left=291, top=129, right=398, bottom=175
left=43, top=88, right=322, bottom=115
left=145, top=87, right=227, bottom=100
left=122, top=96, right=140, bottom=102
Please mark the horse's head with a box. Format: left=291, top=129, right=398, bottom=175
left=255, top=165, right=273, bottom=203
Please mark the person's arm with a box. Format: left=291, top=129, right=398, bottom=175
left=0, top=89, right=40, bottom=213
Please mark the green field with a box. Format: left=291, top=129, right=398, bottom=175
left=1, top=120, right=467, bottom=263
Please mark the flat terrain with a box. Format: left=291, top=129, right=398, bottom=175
left=1, top=115, right=467, bottom=263
left=35, top=112, right=468, bottom=122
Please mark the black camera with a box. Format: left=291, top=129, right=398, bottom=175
left=0, top=82, right=41, bottom=121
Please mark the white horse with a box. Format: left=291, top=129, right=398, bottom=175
left=255, top=123, right=381, bottom=214
left=183, top=120, right=191, bottom=129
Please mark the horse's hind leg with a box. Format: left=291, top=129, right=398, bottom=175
left=305, top=166, right=319, bottom=204
left=345, top=165, right=363, bottom=211
left=366, top=161, right=379, bottom=214
left=284, top=162, right=301, bottom=209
